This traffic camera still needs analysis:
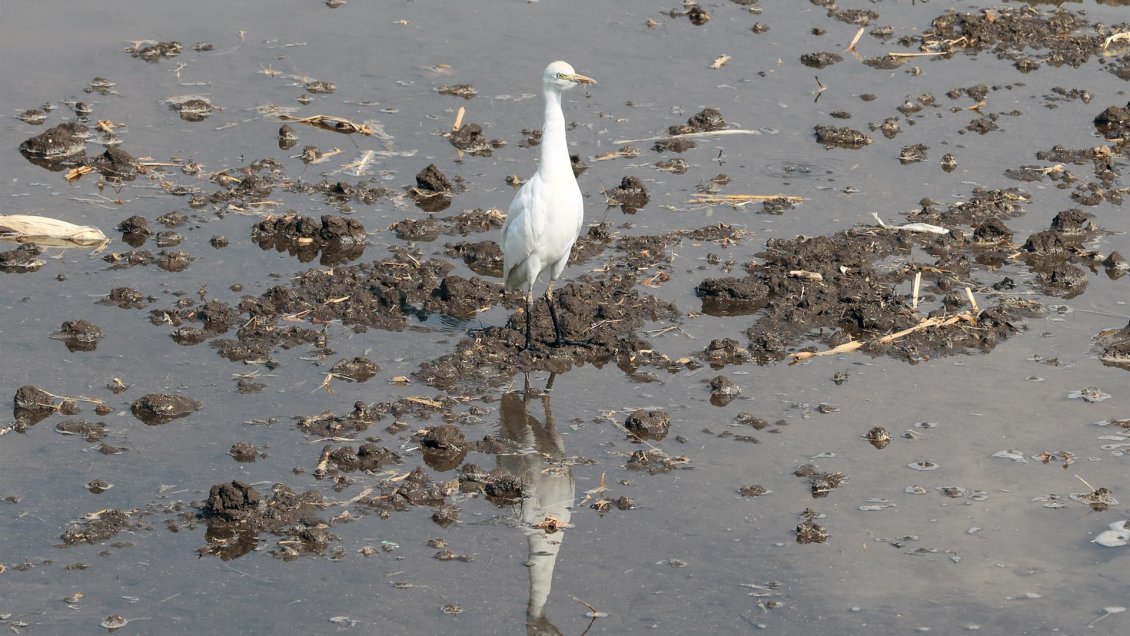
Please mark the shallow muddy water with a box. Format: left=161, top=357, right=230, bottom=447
left=3, top=1, right=1130, bottom=634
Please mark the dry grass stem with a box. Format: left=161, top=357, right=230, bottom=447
left=964, top=287, right=979, bottom=313
left=451, top=106, right=465, bottom=132
left=690, top=193, right=803, bottom=207
left=788, top=311, right=979, bottom=363
left=912, top=271, right=922, bottom=312
left=887, top=51, right=950, bottom=58
left=277, top=114, right=376, bottom=135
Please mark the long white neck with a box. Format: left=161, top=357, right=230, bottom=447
left=538, top=88, right=572, bottom=181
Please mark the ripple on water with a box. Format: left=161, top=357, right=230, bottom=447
left=759, top=158, right=842, bottom=181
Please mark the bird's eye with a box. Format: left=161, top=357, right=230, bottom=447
left=556, top=73, right=566, bottom=79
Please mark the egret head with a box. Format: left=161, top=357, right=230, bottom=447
left=543, top=61, right=596, bottom=92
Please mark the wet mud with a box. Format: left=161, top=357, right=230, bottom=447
left=4, top=1, right=1130, bottom=634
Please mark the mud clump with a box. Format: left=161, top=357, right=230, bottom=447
left=445, top=241, right=504, bottom=277
left=171, top=98, right=214, bottom=122
left=696, top=276, right=769, bottom=312
left=625, top=448, right=690, bottom=475
left=56, top=419, right=108, bottom=442
left=1049, top=208, right=1096, bottom=236
left=415, top=163, right=452, bottom=193
left=418, top=424, right=469, bottom=471
left=357, top=443, right=402, bottom=469
left=761, top=197, right=798, bottom=215
left=156, top=251, right=192, bottom=272
left=899, top=144, right=929, bottom=164
left=52, top=320, right=103, bottom=352
left=19, top=123, right=87, bottom=169
left=205, top=481, right=262, bottom=522
left=800, top=52, right=843, bottom=69
left=866, top=426, right=892, bottom=449
left=420, top=424, right=466, bottom=451
left=437, top=84, right=477, bottom=99
left=14, top=385, right=55, bottom=410
left=656, top=158, right=688, bottom=174
left=428, top=275, right=502, bottom=318
left=443, top=208, right=504, bottom=235
left=624, top=409, right=670, bottom=441
left=1035, top=262, right=1088, bottom=298
left=129, top=40, right=182, bottom=62
left=316, top=443, right=402, bottom=475
left=156, top=300, right=237, bottom=345
left=278, top=124, right=298, bottom=149
left=330, top=356, right=379, bottom=382
left=1094, top=103, right=1130, bottom=138
left=696, top=222, right=1031, bottom=363
left=416, top=276, right=678, bottom=389
left=653, top=138, right=697, bottom=153
left=806, top=470, right=846, bottom=498
left=709, top=375, right=741, bottom=407
left=606, top=176, right=650, bottom=213
left=973, top=218, right=1013, bottom=244
left=391, top=218, right=444, bottom=242
left=796, top=509, right=828, bottom=544
left=668, top=108, right=726, bottom=136
left=157, top=211, right=188, bottom=228
left=924, top=6, right=1110, bottom=74
left=702, top=338, right=751, bottom=368
left=1103, top=251, right=1128, bottom=274
left=0, top=244, right=45, bottom=273
left=460, top=466, right=525, bottom=505
left=117, top=215, right=151, bottom=240
left=199, top=482, right=332, bottom=560
left=229, top=442, right=258, bottom=462
left=908, top=187, right=1029, bottom=227
left=253, top=213, right=366, bottom=265
left=1097, top=321, right=1130, bottom=370
left=1020, top=209, right=1100, bottom=297
left=89, top=147, right=138, bottom=179
left=411, top=163, right=454, bottom=211
left=389, top=467, right=453, bottom=507
left=61, top=509, right=133, bottom=546
left=686, top=5, right=710, bottom=25
left=197, top=301, right=237, bottom=333
left=18, top=109, right=46, bottom=125
left=447, top=123, right=504, bottom=156
left=130, top=393, right=199, bottom=424
left=815, top=125, right=871, bottom=149
left=297, top=411, right=364, bottom=437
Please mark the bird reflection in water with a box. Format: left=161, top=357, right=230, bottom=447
left=497, top=375, right=575, bottom=636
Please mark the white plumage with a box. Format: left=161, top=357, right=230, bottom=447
left=500, top=61, right=595, bottom=349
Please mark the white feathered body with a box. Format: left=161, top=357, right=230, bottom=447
left=501, top=168, right=583, bottom=292
left=501, top=64, right=586, bottom=294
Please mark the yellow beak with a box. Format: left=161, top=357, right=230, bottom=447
left=565, top=73, right=596, bottom=85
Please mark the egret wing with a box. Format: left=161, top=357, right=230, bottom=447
left=500, top=177, right=549, bottom=289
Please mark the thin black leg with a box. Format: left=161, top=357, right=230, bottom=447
left=545, top=294, right=566, bottom=344
left=544, top=285, right=591, bottom=348
left=523, top=291, right=533, bottom=350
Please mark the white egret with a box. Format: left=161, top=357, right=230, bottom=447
left=500, top=60, right=595, bottom=350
